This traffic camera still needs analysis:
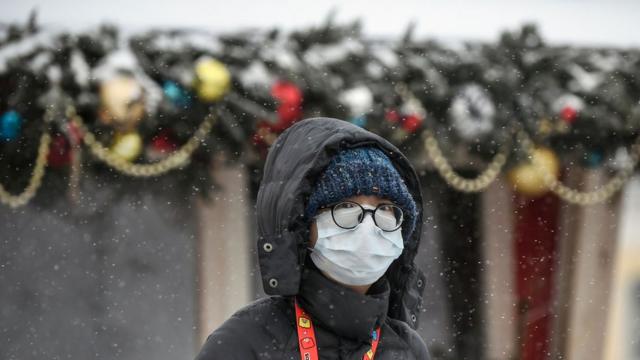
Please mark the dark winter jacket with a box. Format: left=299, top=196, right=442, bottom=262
left=195, top=118, right=430, bottom=359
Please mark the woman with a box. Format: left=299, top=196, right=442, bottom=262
left=195, top=117, right=430, bottom=359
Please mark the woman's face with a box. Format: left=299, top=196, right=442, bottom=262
left=308, top=194, right=395, bottom=294
left=308, top=194, right=392, bottom=248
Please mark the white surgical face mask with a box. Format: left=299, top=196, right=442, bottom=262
left=309, top=206, right=404, bottom=286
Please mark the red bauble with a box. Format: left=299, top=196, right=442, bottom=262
left=385, top=109, right=400, bottom=123
left=402, top=114, right=423, bottom=133
left=271, top=81, right=303, bottom=130
left=151, top=129, right=178, bottom=154
left=253, top=81, right=303, bottom=157
left=48, top=134, right=72, bottom=168
left=560, top=106, right=578, bottom=124
left=276, top=104, right=302, bottom=129
left=271, top=81, right=302, bottom=105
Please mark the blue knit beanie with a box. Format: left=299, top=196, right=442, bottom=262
left=304, top=146, right=418, bottom=242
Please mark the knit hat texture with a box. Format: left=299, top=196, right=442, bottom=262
left=304, top=146, right=417, bottom=242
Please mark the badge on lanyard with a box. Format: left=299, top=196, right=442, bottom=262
left=294, top=298, right=381, bottom=360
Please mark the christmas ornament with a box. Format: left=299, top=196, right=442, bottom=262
left=47, top=134, right=72, bottom=168
left=271, top=80, right=303, bottom=106
left=552, top=94, right=584, bottom=125
left=163, top=80, right=192, bottom=109
left=110, top=131, right=143, bottom=161
left=146, top=129, right=178, bottom=161
left=449, top=84, right=496, bottom=140
left=339, top=85, right=373, bottom=116
left=401, top=114, right=423, bottom=133
left=349, top=116, right=367, bottom=128
left=383, top=108, right=423, bottom=134
left=508, top=147, right=560, bottom=197
left=194, top=57, right=231, bottom=102
left=582, top=149, right=604, bottom=168
left=271, top=80, right=303, bottom=129
left=91, top=45, right=164, bottom=115
left=249, top=81, right=302, bottom=157
left=98, top=74, right=146, bottom=131
left=0, top=110, right=22, bottom=141
left=384, top=109, right=400, bottom=124
left=559, top=106, right=578, bottom=124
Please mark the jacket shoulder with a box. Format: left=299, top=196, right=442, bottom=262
left=385, top=318, right=432, bottom=360
left=194, top=296, right=294, bottom=360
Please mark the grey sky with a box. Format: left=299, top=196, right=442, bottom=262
left=1, top=0, right=639, bottom=47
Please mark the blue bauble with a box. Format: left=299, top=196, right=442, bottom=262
left=163, top=80, right=192, bottom=109
left=349, top=116, right=367, bottom=128
left=0, top=110, right=22, bottom=141
left=584, top=150, right=604, bottom=168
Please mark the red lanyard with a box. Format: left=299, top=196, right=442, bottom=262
left=294, top=298, right=381, bottom=360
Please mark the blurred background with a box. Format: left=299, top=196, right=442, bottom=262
left=1, top=1, right=639, bottom=359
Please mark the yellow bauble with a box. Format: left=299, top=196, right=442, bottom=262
left=194, top=57, right=231, bottom=102
left=110, top=132, right=143, bottom=161
left=99, top=75, right=146, bottom=131
left=508, top=147, right=560, bottom=197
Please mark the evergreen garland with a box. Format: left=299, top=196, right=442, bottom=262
left=1, top=13, right=639, bottom=209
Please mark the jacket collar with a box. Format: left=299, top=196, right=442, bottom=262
left=296, top=262, right=390, bottom=342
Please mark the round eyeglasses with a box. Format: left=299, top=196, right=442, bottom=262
left=319, top=201, right=404, bottom=232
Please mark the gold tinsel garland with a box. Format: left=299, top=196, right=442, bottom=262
left=0, top=132, right=50, bottom=208
left=1, top=108, right=638, bottom=208
left=67, top=106, right=216, bottom=178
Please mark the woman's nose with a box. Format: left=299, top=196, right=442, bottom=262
left=361, top=211, right=375, bottom=223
